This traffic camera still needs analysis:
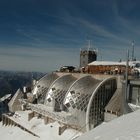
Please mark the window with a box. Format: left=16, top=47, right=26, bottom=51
left=65, top=103, right=70, bottom=108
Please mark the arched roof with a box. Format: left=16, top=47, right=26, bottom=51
left=63, top=75, right=101, bottom=112
left=86, top=76, right=117, bottom=131
left=32, top=73, right=59, bottom=95
left=45, top=74, right=77, bottom=109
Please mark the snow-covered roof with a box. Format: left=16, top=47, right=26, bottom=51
left=0, top=94, right=11, bottom=102
left=76, top=109, right=140, bottom=140
left=88, top=61, right=126, bottom=66
left=88, top=60, right=140, bottom=67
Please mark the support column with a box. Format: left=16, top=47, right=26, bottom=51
left=2, top=115, right=4, bottom=125
left=28, top=111, right=34, bottom=121
left=58, top=125, right=67, bottom=135
left=44, top=117, right=49, bottom=125
left=11, top=120, right=14, bottom=126
left=7, top=117, right=9, bottom=126
left=5, top=117, right=8, bottom=126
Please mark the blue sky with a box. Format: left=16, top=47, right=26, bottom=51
left=0, top=0, right=140, bottom=72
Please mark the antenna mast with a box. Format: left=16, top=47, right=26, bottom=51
left=87, top=40, right=91, bottom=51
left=132, top=40, right=135, bottom=61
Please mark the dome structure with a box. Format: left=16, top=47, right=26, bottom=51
left=86, top=77, right=117, bottom=131
left=45, top=74, right=77, bottom=112
left=63, top=76, right=117, bottom=131
left=27, top=73, right=117, bottom=132
left=32, top=73, right=59, bottom=103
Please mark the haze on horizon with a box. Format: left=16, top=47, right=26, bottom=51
left=0, top=0, right=140, bottom=72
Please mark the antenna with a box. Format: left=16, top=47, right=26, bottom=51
left=100, top=49, right=102, bottom=61
left=123, top=49, right=129, bottom=114
left=132, top=40, right=135, bottom=61
left=87, top=40, right=91, bottom=50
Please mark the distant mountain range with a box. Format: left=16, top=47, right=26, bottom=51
left=0, top=70, right=45, bottom=98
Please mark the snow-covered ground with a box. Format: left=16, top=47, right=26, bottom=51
left=76, top=109, right=140, bottom=140
left=2, top=109, right=140, bottom=140
left=0, top=123, right=38, bottom=140
left=0, top=111, right=82, bottom=140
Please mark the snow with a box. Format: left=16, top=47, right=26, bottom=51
left=2, top=109, right=140, bottom=140
left=0, top=111, right=82, bottom=140
left=0, top=94, right=11, bottom=101
left=46, top=88, right=53, bottom=100
left=88, top=61, right=126, bottom=66
left=76, top=109, right=140, bottom=140
left=0, top=123, right=38, bottom=140
left=88, top=60, right=140, bottom=67
left=128, top=103, right=140, bottom=111
left=33, top=86, right=38, bottom=95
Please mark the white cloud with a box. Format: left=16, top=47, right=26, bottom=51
left=76, top=18, right=131, bottom=45
left=0, top=46, right=79, bottom=72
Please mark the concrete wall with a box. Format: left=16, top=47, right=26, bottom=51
left=8, top=89, right=23, bottom=112
left=104, top=112, right=117, bottom=122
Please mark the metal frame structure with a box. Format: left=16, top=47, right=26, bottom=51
left=45, top=74, right=77, bottom=112
left=32, top=73, right=59, bottom=103
left=18, top=73, right=117, bottom=132
left=86, top=77, right=117, bottom=130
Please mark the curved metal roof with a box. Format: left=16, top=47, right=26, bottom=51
left=86, top=76, right=117, bottom=131
left=45, top=74, right=77, bottom=110
left=32, top=73, right=59, bottom=95
left=63, top=75, right=101, bottom=112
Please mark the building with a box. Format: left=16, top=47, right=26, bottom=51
left=80, top=48, right=97, bottom=68
left=0, top=94, right=11, bottom=118
left=59, top=66, right=75, bottom=72
left=122, top=79, right=140, bottom=110
left=8, top=73, right=117, bottom=133
left=86, top=61, right=140, bottom=74
left=8, top=89, right=23, bottom=112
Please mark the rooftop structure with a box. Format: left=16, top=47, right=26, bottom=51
left=86, top=60, right=140, bottom=74
left=45, top=74, right=77, bottom=112
left=0, top=94, right=11, bottom=102
left=88, top=60, right=140, bottom=66
left=80, top=47, right=97, bottom=68
left=122, top=79, right=140, bottom=111
left=9, top=73, right=117, bottom=133
left=8, top=89, right=23, bottom=112
left=104, top=88, right=123, bottom=122
left=32, top=73, right=59, bottom=104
